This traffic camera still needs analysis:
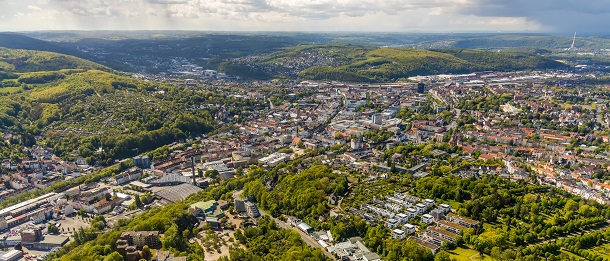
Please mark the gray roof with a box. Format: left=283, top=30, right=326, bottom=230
left=155, top=184, right=202, bottom=203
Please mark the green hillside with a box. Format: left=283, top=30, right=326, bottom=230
left=0, top=47, right=265, bottom=166
left=0, top=47, right=109, bottom=73
left=283, top=45, right=566, bottom=82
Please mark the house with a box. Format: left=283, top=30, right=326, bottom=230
left=439, top=220, right=467, bottom=234
left=422, top=214, right=434, bottom=224
left=415, top=203, right=427, bottom=214
left=404, top=224, right=416, bottom=235
left=406, top=208, right=418, bottom=218
left=396, top=213, right=409, bottom=224
left=391, top=229, right=406, bottom=239
left=447, top=213, right=479, bottom=228
left=112, top=167, right=142, bottom=185
left=156, top=250, right=187, bottom=261
left=297, top=222, right=314, bottom=234
left=426, top=226, right=459, bottom=244
left=423, top=199, right=435, bottom=208
left=385, top=218, right=400, bottom=228
left=409, top=236, right=439, bottom=254
left=439, top=204, right=451, bottom=214
left=119, top=231, right=161, bottom=248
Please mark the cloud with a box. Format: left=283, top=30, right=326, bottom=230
left=0, top=0, right=607, bottom=32
left=27, top=5, right=42, bottom=10
left=457, top=0, right=610, bottom=33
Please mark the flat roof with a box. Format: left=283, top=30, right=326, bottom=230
left=40, top=235, right=70, bottom=245
left=155, top=184, right=202, bottom=203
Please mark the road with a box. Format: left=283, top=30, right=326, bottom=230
left=448, top=108, right=461, bottom=130
left=232, top=190, right=336, bottom=260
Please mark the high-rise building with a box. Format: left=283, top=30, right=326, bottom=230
left=417, top=82, right=425, bottom=94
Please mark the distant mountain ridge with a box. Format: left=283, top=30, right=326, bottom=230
left=0, top=33, right=82, bottom=56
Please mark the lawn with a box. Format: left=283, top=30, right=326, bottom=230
left=0, top=86, right=21, bottom=93
left=448, top=247, right=493, bottom=261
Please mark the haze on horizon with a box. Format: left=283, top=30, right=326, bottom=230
left=0, top=0, right=609, bottom=34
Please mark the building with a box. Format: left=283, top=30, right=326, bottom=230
left=258, top=153, right=290, bottom=167
left=409, top=236, right=439, bottom=254
left=415, top=203, right=427, bottom=214
left=438, top=220, right=467, bottom=234
left=189, top=200, right=218, bottom=217
left=422, top=214, right=434, bottom=224
left=404, top=224, right=416, bottom=235
left=133, top=156, right=151, bottom=169
left=154, top=184, right=202, bottom=203
left=156, top=250, right=187, bottom=261
left=372, top=114, right=383, bottom=125
left=423, top=199, right=435, bottom=208
left=0, top=249, right=22, bottom=261
left=385, top=218, right=400, bottom=228
left=447, top=213, right=479, bottom=228
left=113, top=167, right=143, bottom=185
left=426, top=226, right=459, bottom=244
left=120, top=231, right=161, bottom=248
left=391, top=229, right=405, bottom=239
left=32, top=235, right=70, bottom=250
left=417, top=82, right=425, bottom=94
left=439, top=204, right=451, bottom=214
left=297, top=222, right=314, bottom=234
left=406, top=208, right=417, bottom=218
left=20, top=228, right=42, bottom=244
left=245, top=201, right=260, bottom=218
left=396, top=213, right=409, bottom=224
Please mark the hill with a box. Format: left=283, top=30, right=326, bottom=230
left=0, top=33, right=82, bottom=56
left=252, top=45, right=566, bottom=82
left=0, top=47, right=109, bottom=73
left=0, top=47, right=258, bottom=166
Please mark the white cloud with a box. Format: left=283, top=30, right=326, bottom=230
left=27, top=5, right=42, bottom=10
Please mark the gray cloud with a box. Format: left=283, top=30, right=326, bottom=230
left=458, top=0, right=610, bottom=33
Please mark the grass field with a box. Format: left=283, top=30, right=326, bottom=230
left=0, top=86, right=21, bottom=93
left=448, top=247, right=493, bottom=261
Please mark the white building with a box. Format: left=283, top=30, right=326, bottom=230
left=404, top=224, right=416, bottom=235
left=422, top=214, right=434, bottom=224
left=391, top=229, right=406, bottom=239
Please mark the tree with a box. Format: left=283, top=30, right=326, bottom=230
left=435, top=250, right=452, bottom=261
left=141, top=245, right=151, bottom=260
left=134, top=194, right=142, bottom=208
left=47, top=223, right=59, bottom=234
left=162, top=224, right=183, bottom=250
left=104, top=252, right=123, bottom=261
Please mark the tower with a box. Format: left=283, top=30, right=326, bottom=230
left=569, top=32, right=576, bottom=51
left=417, top=82, right=425, bottom=94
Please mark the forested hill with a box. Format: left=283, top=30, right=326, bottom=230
left=0, top=33, right=82, bottom=57
left=0, top=47, right=252, bottom=166
left=0, top=47, right=109, bottom=73
left=293, top=45, right=566, bottom=82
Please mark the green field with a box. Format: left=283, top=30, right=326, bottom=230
left=0, top=86, right=21, bottom=93
left=448, top=247, right=493, bottom=261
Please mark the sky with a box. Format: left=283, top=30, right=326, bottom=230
left=0, top=0, right=608, bottom=33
